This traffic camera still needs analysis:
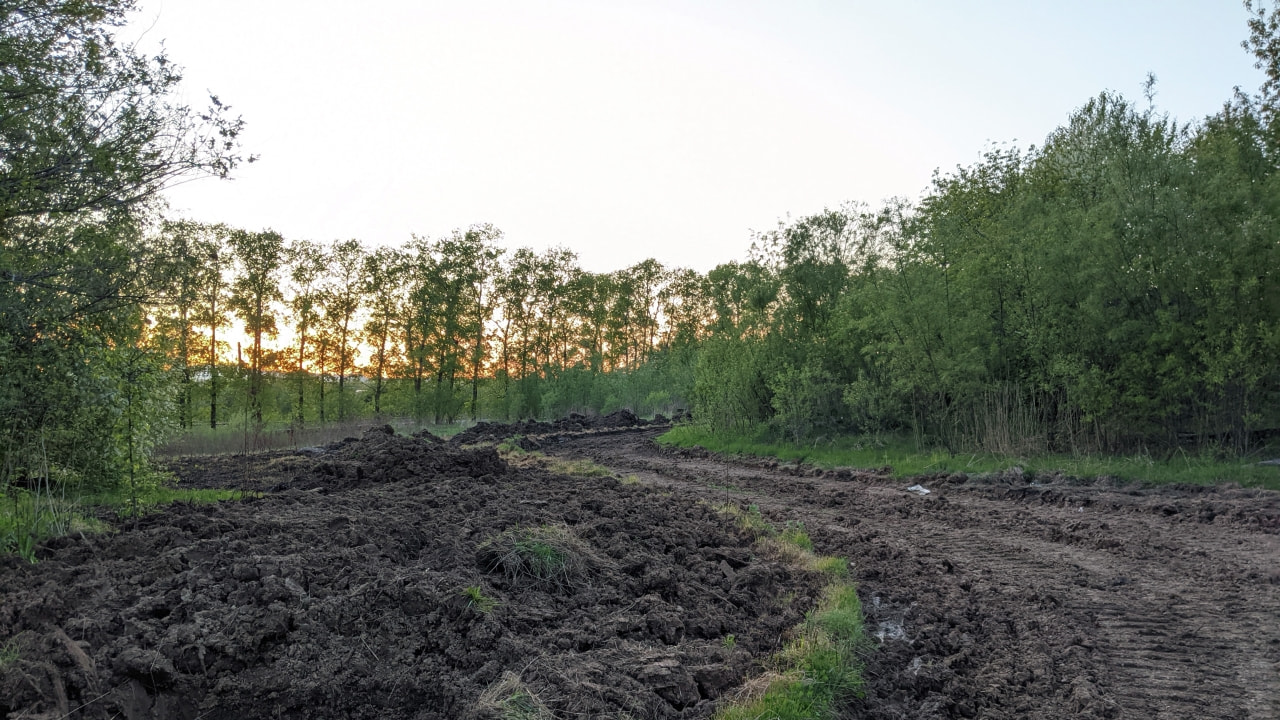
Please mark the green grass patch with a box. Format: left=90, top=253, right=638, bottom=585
left=495, top=440, right=617, bottom=479
left=717, top=583, right=865, bottom=720
left=461, top=584, right=498, bottom=614
left=546, top=457, right=614, bottom=478
left=476, top=524, right=592, bottom=589
left=2, top=482, right=253, bottom=561
left=708, top=501, right=866, bottom=718
left=83, top=485, right=252, bottom=513
left=715, top=502, right=772, bottom=535
left=780, top=521, right=814, bottom=552
left=158, top=417, right=467, bottom=457
left=660, top=426, right=1280, bottom=490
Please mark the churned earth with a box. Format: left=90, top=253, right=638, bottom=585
left=3, top=416, right=1278, bottom=719
left=0, top=419, right=826, bottom=719
left=551, top=427, right=1280, bottom=720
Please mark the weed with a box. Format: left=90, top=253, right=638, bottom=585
left=546, top=457, right=614, bottom=478
left=780, top=521, right=814, bottom=552
left=470, top=671, right=553, bottom=720
left=0, top=639, right=18, bottom=667
left=812, top=556, right=850, bottom=578
left=619, top=474, right=641, bottom=485
left=717, top=583, right=865, bottom=720
left=496, top=436, right=528, bottom=455
left=462, top=585, right=497, bottom=614
left=477, top=524, right=594, bottom=589
left=722, top=634, right=737, bottom=648
left=714, top=502, right=774, bottom=536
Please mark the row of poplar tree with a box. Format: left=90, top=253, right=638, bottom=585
left=146, top=222, right=705, bottom=429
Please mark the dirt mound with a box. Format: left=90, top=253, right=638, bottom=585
left=0, top=430, right=825, bottom=718
left=450, top=410, right=657, bottom=447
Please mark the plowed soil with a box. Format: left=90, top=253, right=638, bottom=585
left=552, top=428, right=1280, bottom=720
left=0, top=425, right=825, bottom=719
left=3, top=421, right=1278, bottom=719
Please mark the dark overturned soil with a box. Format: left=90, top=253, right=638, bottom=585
left=0, top=424, right=824, bottom=719
left=5, top=419, right=1279, bottom=719
left=553, top=429, right=1280, bottom=720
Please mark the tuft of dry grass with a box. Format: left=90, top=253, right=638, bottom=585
left=476, top=524, right=602, bottom=590
left=466, top=672, right=553, bottom=720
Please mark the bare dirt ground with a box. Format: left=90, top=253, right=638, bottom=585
left=551, top=428, right=1280, bottom=720
left=3, top=419, right=1277, bottom=719
left=0, top=423, right=826, bottom=719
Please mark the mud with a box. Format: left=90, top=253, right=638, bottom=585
left=554, top=429, right=1280, bottom=720
left=0, top=426, right=824, bottom=719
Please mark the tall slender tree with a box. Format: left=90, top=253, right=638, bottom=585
left=228, top=229, right=285, bottom=424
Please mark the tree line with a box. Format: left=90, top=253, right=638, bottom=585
left=5, top=0, right=1280, bottom=500
left=144, top=223, right=705, bottom=428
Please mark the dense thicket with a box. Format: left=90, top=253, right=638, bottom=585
left=1, top=0, right=247, bottom=490
left=699, top=88, right=1280, bottom=454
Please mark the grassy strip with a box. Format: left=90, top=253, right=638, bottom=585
left=661, top=426, right=1280, bottom=491
left=158, top=418, right=467, bottom=457
left=495, top=439, right=616, bottom=478
left=713, top=503, right=865, bottom=719
left=2, top=484, right=253, bottom=562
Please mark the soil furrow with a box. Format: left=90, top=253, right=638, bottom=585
left=549, top=428, right=1280, bottom=720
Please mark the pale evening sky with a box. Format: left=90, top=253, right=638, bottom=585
left=127, top=1, right=1265, bottom=273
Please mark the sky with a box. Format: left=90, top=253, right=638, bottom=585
left=126, top=1, right=1266, bottom=273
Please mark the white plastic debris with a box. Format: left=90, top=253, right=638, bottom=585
left=875, top=620, right=908, bottom=643
left=906, top=484, right=931, bottom=495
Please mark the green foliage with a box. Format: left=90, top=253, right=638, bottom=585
left=716, top=583, right=865, bottom=720
left=1, top=0, right=246, bottom=503
left=661, top=426, right=1280, bottom=490
left=477, top=525, right=588, bottom=589
left=461, top=585, right=497, bottom=614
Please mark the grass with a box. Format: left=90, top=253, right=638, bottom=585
left=472, top=672, right=553, bottom=720
left=715, top=502, right=773, bottom=535
left=495, top=440, right=617, bottom=479
left=157, top=416, right=467, bottom=457
left=2, top=481, right=253, bottom=562
left=709, top=502, right=866, bottom=719
left=461, top=584, right=498, bottom=614
left=546, top=458, right=614, bottom=478
left=660, top=425, right=1280, bottom=490
left=0, top=639, right=18, bottom=667
left=476, top=524, right=591, bottom=589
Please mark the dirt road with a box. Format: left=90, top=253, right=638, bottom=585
left=549, top=428, right=1280, bottom=720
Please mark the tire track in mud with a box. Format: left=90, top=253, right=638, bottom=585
left=548, top=428, right=1280, bottom=720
